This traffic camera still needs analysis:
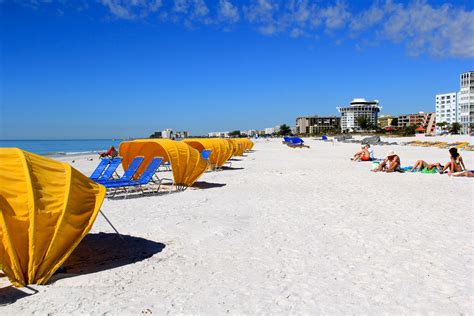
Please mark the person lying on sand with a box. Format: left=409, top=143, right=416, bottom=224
left=450, top=170, right=474, bottom=177
left=373, top=150, right=400, bottom=173
left=441, top=148, right=466, bottom=175
left=352, top=144, right=373, bottom=161
left=409, top=160, right=443, bottom=173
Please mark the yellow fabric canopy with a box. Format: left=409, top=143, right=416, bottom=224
left=183, top=138, right=232, bottom=168
left=0, top=148, right=105, bottom=287
left=119, top=139, right=207, bottom=187
left=230, top=139, right=245, bottom=156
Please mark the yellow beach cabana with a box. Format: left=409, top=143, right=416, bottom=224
left=0, top=148, right=105, bottom=287
left=183, top=138, right=232, bottom=169
left=230, top=138, right=246, bottom=156
left=119, top=139, right=207, bottom=189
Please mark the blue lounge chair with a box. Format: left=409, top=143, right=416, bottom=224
left=90, top=158, right=111, bottom=181
left=287, top=137, right=309, bottom=148
left=104, top=157, right=163, bottom=197
left=96, top=156, right=144, bottom=184
left=201, top=149, right=211, bottom=160
left=97, top=157, right=122, bottom=180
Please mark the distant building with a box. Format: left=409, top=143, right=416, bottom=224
left=378, top=115, right=395, bottom=128
left=435, top=92, right=458, bottom=134
left=397, top=112, right=436, bottom=135
left=243, top=130, right=258, bottom=137
left=264, top=127, right=275, bottom=135
left=208, top=131, right=229, bottom=138
left=149, top=131, right=162, bottom=138
left=337, top=98, right=381, bottom=132
left=162, top=128, right=173, bottom=139
left=296, top=116, right=340, bottom=134
left=175, top=131, right=189, bottom=139
left=458, top=71, right=474, bottom=134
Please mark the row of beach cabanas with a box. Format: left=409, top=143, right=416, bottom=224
left=119, top=137, right=253, bottom=189
left=0, top=138, right=254, bottom=287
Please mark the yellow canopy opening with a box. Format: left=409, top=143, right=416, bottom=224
left=183, top=138, right=232, bottom=168
left=119, top=139, right=207, bottom=187
left=0, top=148, right=106, bottom=287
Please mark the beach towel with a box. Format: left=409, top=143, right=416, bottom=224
left=421, top=167, right=438, bottom=174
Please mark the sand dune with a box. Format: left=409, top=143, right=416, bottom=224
left=1, top=137, right=472, bottom=314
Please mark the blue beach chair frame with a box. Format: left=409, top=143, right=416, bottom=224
left=105, top=157, right=164, bottom=198
left=90, top=158, right=111, bottom=181
left=97, top=157, right=123, bottom=180
left=96, top=156, right=144, bottom=184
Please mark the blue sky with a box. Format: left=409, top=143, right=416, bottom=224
left=1, top=0, right=473, bottom=139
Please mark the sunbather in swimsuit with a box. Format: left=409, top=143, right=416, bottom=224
left=409, top=160, right=442, bottom=172
left=441, top=148, right=466, bottom=175
left=373, top=150, right=400, bottom=173
left=353, top=145, right=372, bottom=162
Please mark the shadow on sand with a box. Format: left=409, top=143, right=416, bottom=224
left=58, top=233, right=165, bottom=277
left=191, top=181, right=226, bottom=189
left=220, top=166, right=244, bottom=171
left=0, top=233, right=164, bottom=305
left=0, top=282, right=38, bottom=306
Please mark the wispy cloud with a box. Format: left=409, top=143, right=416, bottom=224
left=8, top=0, right=474, bottom=58
left=218, top=0, right=239, bottom=23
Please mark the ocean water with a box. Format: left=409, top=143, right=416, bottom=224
left=0, top=139, right=123, bottom=156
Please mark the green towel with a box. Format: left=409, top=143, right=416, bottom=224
left=421, top=167, right=437, bottom=174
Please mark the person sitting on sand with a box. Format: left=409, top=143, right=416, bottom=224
left=441, top=148, right=466, bottom=175
left=409, top=160, right=443, bottom=173
left=352, top=144, right=373, bottom=161
left=373, top=150, right=400, bottom=173
left=99, top=146, right=118, bottom=158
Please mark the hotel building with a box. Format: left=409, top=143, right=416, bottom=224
left=397, top=112, right=436, bottom=135
left=295, top=116, right=340, bottom=134
left=337, top=98, right=381, bottom=132
left=458, top=71, right=474, bottom=134
left=435, top=92, right=458, bottom=133
left=378, top=114, right=395, bottom=128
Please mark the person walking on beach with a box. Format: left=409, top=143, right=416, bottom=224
left=441, top=148, right=466, bottom=175
left=373, top=150, right=400, bottom=172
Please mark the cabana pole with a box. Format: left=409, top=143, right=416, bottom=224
left=99, top=210, right=124, bottom=241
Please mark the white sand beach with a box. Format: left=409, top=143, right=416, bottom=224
left=1, top=136, right=473, bottom=314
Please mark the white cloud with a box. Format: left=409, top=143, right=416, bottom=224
left=320, top=0, right=350, bottom=30
left=377, top=0, right=474, bottom=57
left=218, top=0, right=239, bottom=23
left=13, top=0, right=474, bottom=58
left=99, top=0, right=162, bottom=19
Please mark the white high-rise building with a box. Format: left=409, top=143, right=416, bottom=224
left=458, top=71, right=474, bottom=134
left=435, top=92, right=458, bottom=134
left=162, top=128, right=173, bottom=139
left=337, top=98, right=381, bottom=132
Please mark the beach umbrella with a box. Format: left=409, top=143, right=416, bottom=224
left=119, top=139, right=207, bottom=189
left=0, top=148, right=106, bottom=287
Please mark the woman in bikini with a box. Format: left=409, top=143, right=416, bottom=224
left=441, top=148, right=466, bottom=175
left=409, top=160, right=442, bottom=172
